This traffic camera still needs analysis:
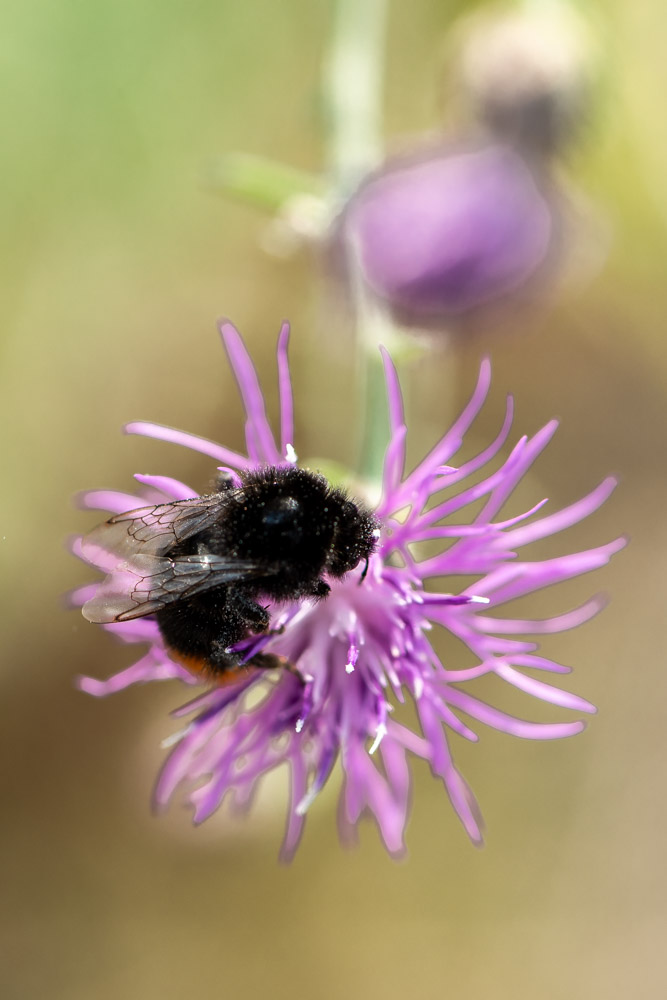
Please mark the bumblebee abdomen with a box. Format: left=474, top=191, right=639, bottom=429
left=165, top=645, right=258, bottom=685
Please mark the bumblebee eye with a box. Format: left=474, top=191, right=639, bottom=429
left=258, top=495, right=303, bottom=547
left=261, top=495, right=300, bottom=526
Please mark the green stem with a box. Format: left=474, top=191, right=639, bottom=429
left=323, top=0, right=394, bottom=486
left=324, top=0, right=388, bottom=200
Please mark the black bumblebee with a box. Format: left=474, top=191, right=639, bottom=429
left=82, top=466, right=379, bottom=681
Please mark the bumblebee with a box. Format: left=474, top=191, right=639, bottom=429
left=82, top=466, right=378, bottom=680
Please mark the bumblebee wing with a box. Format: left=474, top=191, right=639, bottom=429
left=82, top=552, right=275, bottom=624
left=81, top=493, right=234, bottom=563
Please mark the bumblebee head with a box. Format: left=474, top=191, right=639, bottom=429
left=326, top=497, right=380, bottom=578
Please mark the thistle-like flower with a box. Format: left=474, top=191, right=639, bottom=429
left=74, top=322, right=622, bottom=859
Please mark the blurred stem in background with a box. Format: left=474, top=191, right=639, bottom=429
left=323, top=0, right=387, bottom=198
left=324, top=0, right=404, bottom=488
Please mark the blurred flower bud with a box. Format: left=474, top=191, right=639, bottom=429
left=451, top=5, right=597, bottom=156
left=343, top=143, right=553, bottom=324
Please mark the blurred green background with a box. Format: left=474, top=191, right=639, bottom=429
left=1, top=1, right=666, bottom=998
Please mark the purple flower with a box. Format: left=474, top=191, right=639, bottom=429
left=344, top=144, right=553, bottom=322
left=74, top=322, right=623, bottom=859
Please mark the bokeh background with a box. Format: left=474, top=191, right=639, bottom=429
left=2, top=1, right=666, bottom=997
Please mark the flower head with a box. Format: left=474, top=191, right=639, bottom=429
left=344, top=144, right=553, bottom=324
left=453, top=5, right=596, bottom=156
left=74, top=322, right=623, bottom=859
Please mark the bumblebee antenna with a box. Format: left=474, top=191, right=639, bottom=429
left=359, top=557, right=370, bottom=583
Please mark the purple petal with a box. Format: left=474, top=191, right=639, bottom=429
left=218, top=320, right=280, bottom=465
left=437, top=395, right=514, bottom=490
left=276, top=322, right=295, bottom=461
left=171, top=679, right=256, bottom=719
left=392, top=358, right=491, bottom=509
left=104, top=619, right=162, bottom=644
left=386, top=720, right=431, bottom=758
left=280, top=750, right=308, bottom=862
left=479, top=539, right=626, bottom=606
left=379, top=738, right=411, bottom=809
left=71, top=534, right=121, bottom=573
left=380, top=346, right=406, bottom=438
left=133, top=473, right=196, bottom=501
left=474, top=420, right=559, bottom=524
left=382, top=425, right=408, bottom=502
left=125, top=421, right=249, bottom=468
left=500, top=477, right=619, bottom=549
left=441, top=764, right=485, bottom=845
left=77, top=653, right=189, bottom=695
left=445, top=687, right=587, bottom=739
left=76, top=489, right=141, bottom=513
left=343, top=743, right=407, bottom=856
left=493, top=661, right=596, bottom=712
left=65, top=583, right=98, bottom=608
left=511, top=653, right=572, bottom=675
left=379, top=345, right=407, bottom=498
left=473, top=594, right=606, bottom=635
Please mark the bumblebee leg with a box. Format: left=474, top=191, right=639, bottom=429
left=243, top=652, right=305, bottom=683
left=283, top=660, right=305, bottom=682
left=228, top=590, right=271, bottom=632
left=266, top=621, right=286, bottom=637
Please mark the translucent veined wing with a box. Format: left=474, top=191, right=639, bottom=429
left=80, top=492, right=235, bottom=564
left=82, top=552, right=276, bottom=624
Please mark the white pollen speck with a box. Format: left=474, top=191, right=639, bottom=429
left=285, top=443, right=298, bottom=464
left=295, top=786, right=320, bottom=816
left=345, top=662, right=355, bottom=674
left=470, top=596, right=490, bottom=604
left=161, top=724, right=193, bottom=749
left=295, top=719, right=304, bottom=733
left=369, top=724, right=387, bottom=755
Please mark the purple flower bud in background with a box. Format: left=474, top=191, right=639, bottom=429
left=72, top=323, right=623, bottom=859
left=345, top=144, right=553, bottom=323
